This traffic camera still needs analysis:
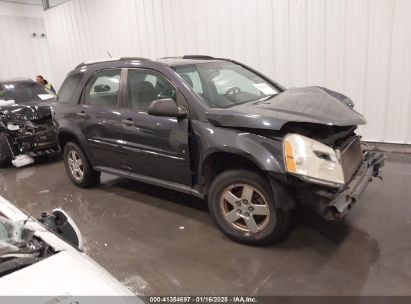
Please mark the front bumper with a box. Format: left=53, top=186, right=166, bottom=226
left=24, top=130, right=59, bottom=154
left=312, top=151, right=385, bottom=220
left=7, top=130, right=59, bottom=156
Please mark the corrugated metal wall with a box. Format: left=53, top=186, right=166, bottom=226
left=44, top=0, right=411, bottom=144
left=0, top=15, right=54, bottom=83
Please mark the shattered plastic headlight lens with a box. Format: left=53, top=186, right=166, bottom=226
left=283, top=133, right=344, bottom=187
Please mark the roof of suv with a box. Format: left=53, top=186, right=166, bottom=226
left=75, top=55, right=228, bottom=69
left=156, top=57, right=226, bottom=67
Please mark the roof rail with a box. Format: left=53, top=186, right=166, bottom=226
left=158, top=56, right=183, bottom=59
left=75, top=57, right=150, bottom=69
left=119, top=57, right=150, bottom=61
left=182, top=55, right=215, bottom=60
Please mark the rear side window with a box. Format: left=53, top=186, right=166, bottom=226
left=84, top=69, right=121, bottom=107
left=57, top=74, right=82, bottom=104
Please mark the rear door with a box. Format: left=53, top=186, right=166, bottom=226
left=76, top=68, right=126, bottom=169
left=118, top=68, right=192, bottom=186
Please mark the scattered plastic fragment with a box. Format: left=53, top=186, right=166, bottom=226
left=12, top=154, right=34, bottom=168
left=38, top=190, right=50, bottom=194
left=0, top=100, right=15, bottom=107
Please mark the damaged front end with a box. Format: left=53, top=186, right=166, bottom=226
left=280, top=122, right=384, bottom=221
left=205, top=84, right=385, bottom=221
left=0, top=108, right=58, bottom=167
left=292, top=148, right=384, bottom=221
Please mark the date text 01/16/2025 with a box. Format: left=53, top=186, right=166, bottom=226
left=148, top=296, right=257, bottom=303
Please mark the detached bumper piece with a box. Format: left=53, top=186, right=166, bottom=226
left=12, top=154, right=34, bottom=168
left=314, top=151, right=384, bottom=221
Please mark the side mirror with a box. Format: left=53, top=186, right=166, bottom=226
left=94, top=84, right=111, bottom=93
left=148, top=98, right=187, bottom=119
left=38, top=209, right=84, bottom=251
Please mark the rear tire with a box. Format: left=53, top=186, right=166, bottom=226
left=208, top=169, right=290, bottom=246
left=63, top=141, right=100, bottom=188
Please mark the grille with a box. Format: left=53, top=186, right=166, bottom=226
left=339, top=136, right=363, bottom=183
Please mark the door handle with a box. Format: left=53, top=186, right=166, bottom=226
left=76, top=111, right=87, bottom=118
left=121, top=118, right=135, bottom=125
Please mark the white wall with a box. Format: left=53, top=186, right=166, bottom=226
left=44, top=0, right=411, bottom=144
left=0, top=2, right=55, bottom=85
left=0, top=1, right=43, bottom=18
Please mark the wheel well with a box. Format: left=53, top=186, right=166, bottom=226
left=202, top=152, right=263, bottom=194
left=58, top=131, right=78, bottom=151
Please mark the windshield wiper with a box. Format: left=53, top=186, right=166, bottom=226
left=252, top=94, right=278, bottom=104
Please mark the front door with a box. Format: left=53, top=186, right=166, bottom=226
left=118, top=68, right=192, bottom=186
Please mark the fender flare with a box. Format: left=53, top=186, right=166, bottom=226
left=200, top=147, right=294, bottom=211
left=57, top=127, right=96, bottom=165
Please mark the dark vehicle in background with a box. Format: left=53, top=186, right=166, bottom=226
left=0, top=78, right=58, bottom=167
left=53, top=56, right=384, bottom=245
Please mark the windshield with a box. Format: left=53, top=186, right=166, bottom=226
left=174, top=62, right=281, bottom=108
left=0, top=82, right=55, bottom=104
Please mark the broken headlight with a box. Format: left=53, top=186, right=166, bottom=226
left=283, top=133, right=344, bottom=187
left=6, top=120, right=38, bottom=135
left=7, top=122, right=20, bottom=131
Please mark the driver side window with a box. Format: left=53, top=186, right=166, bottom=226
left=127, top=69, right=176, bottom=111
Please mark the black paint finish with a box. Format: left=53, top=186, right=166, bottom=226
left=206, top=86, right=366, bottom=130
left=53, top=57, right=382, bottom=215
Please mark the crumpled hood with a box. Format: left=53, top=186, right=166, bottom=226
left=205, top=86, right=366, bottom=130
left=0, top=99, right=54, bottom=121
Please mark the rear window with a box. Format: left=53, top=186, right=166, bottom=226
left=58, top=74, right=82, bottom=104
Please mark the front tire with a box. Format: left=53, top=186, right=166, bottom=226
left=63, top=141, right=100, bottom=188
left=208, top=169, right=290, bottom=246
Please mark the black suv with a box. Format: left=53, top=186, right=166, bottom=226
left=0, top=78, right=58, bottom=167
left=53, top=56, right=384, bottom=245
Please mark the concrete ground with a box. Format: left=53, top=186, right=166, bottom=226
left=0, top=153, right=410, bottom=296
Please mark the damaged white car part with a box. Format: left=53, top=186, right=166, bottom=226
left=11, top=154, right=34, bottom=168
left=0, top=195, right=137, bottom=297
left=38, top=209, right=84, bottom=251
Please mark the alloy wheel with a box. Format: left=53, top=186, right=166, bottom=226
left=219, top=184, right=272, bottom=234
left=67, top=150, right=84, bottom=181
